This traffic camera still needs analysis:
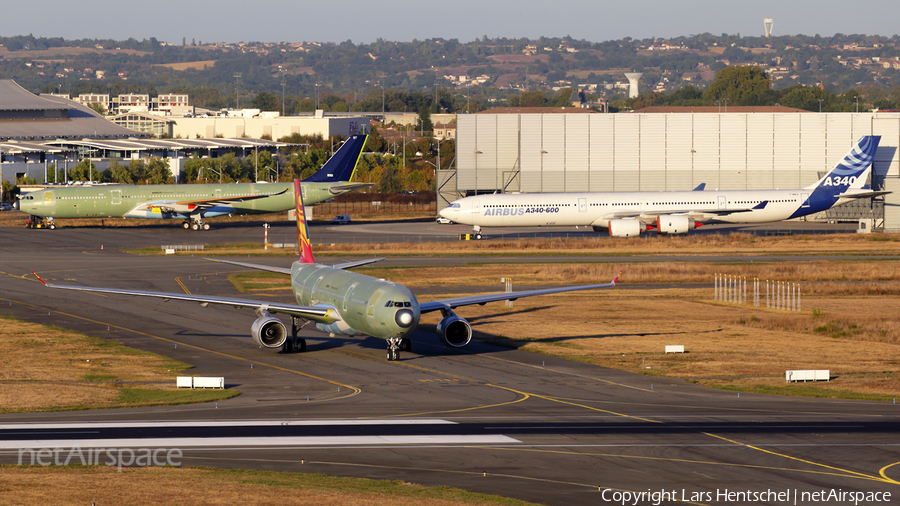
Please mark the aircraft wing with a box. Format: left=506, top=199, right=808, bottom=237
left=32, top=273, right=337, bottom=323
left=600, top=201, right=768, bottom=223
left=418, top=271, right=620, bottom=314
left=207, top=257, right=383, bottom=272
left=134, top=189, right=289, bottom=214
left=328, top=182, right=375, bottom=195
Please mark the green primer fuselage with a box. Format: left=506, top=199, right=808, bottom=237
left=18, top=182, right=340, bottom=220
left=290, top=262, right=420, bottom=339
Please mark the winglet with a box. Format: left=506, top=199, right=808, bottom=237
left=293, top=179, right=316, bottom=264
left=32, top=271, right=48, bottom=286
left=612, top=270, right=622, bottom=285
left=752, top=200, right=768, bottom=210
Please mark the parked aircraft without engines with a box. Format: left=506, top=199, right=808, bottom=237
left=34, top=180, right=621, bottom=361
left=440, top=136, right=887, bottom=238
left=17, top=134, right=371, bottom=230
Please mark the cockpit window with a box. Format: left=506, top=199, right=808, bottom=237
left=449, top=203, right=461, bottom=208
left=384, top=301, right=393, bottom=307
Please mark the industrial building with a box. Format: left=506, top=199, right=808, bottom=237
left=439, top=109, right=900, bottom=230
left=0, top=80, right=350, bottom=186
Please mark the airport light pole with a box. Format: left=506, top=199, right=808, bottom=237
left=279, top=66, right=285, bottom=117
left=234, top=73, right=242, bottom=110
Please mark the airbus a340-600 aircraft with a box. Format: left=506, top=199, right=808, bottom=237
left=440, top=135, right=887, bottom=238
left=17, top=134, right=371, bottom=231
left=34, top=179, right=620, bottom=361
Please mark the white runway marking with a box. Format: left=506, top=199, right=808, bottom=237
left=0, top=435, right=519, bottom=449
left=0, top=419, right=456, bottom=430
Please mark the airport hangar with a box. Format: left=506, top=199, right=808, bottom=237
left=437, top=106, right=900, bottom=230
left=0, top=79, right=370, bottom=185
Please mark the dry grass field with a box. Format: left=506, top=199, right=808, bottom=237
left=414, top=288, right=900, bottom=399
left=0, top=317, right=235, bottom=413
left=229, top=250, right=900, bottom=400
left=0, top=466, right=537, bottom=506
left=309, top=232, right=900, bottom=257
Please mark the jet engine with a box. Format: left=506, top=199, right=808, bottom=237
left=251, top=316, right=287, bottom=348
left=656, top=215, right=697, bottom=235
left=436, top=315, right=472, bottom=348
left=607, top=219, right=647, bottom=238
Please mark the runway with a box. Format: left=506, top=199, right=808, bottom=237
left=1, top=222, right=899, bottom=505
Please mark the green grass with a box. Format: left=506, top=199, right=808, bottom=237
left=703, top=382, right=896, bottom=402
left=114, top=388, right=239, bottom=407
left=82, top=374, right=117, bottom=382
left=229, top=271, right=290, bottom=291
left=225, top=468, right=540, bottom=504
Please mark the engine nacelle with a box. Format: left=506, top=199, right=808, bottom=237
left=436, top=316, right=472, bottom=348
left=251, top=316, right=287, bottom=348
left=607, top=219, right=647, bottom=238
left=656, top=215, right=697, bottom=235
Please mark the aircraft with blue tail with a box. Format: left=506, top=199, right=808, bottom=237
left=17, top=134, right=372, bottom=231
left=440, top=135, right=887, bottom=238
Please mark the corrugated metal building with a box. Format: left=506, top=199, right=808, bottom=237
left=442, top=111, right=900, bottom=229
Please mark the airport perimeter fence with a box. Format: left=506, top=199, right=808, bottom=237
left=714, top=274, right=801, bottom=312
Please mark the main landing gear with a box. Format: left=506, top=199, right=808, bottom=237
left=472, top=225, right=483, bottom=240
left=385, top=337, right=412, bottom=361
left=182, top=218, right=210, bottom=231
left=282, top=316, right=308, bottom=353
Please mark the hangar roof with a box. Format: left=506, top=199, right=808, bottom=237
left=0, top=80, right=149, bottom=141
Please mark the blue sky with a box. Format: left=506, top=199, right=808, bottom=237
left=4, top=0, right=898, bottom=45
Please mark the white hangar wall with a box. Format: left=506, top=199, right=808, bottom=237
left=454, top=112, right=900, bottom=229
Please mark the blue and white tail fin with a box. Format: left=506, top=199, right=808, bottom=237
left=804, top=135, right=880, bottom=192
left=302, top=134, right=368, bottom=183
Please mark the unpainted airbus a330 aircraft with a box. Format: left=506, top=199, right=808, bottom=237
left=17, top=134, right=371, bottom=231
left=35, top=180, right=620, bottom=361
left=440, top=136, right=887, bottom=238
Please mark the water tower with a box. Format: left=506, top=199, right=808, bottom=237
left=764, top=18, right=774, bottom=37
left=624, top=72, right=643, bottom=98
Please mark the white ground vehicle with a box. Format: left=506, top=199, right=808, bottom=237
left=330, top=215, right=351, bottom=224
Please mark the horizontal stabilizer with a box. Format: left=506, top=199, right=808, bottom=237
left=206, top=258, right=291, bottom=275
left=837, top=190, right=892, bottom=199
left=328, top=182, right=375, bottom=195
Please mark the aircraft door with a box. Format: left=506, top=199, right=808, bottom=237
left=44, top=191, right=54, bottom=207
left=717, top=196, right=727, bottom=210
left=578, top=198, right=587, bottom=212
left=367, top=289, right=385, bottom=318
left=801, top=193, right=810, bottom=208
left=111, top=190, right=121, bottom=205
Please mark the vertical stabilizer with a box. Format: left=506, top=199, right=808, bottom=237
left=294, top=179, right=316, bottom=264
left=302, top=134, right=368, bottom=183
left=804, top=135, right=880, bottom=192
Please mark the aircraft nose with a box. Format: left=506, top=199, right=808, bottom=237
left=14, top=199, right=19, bottom=211
left=394, top=308, right=415, bottom=328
